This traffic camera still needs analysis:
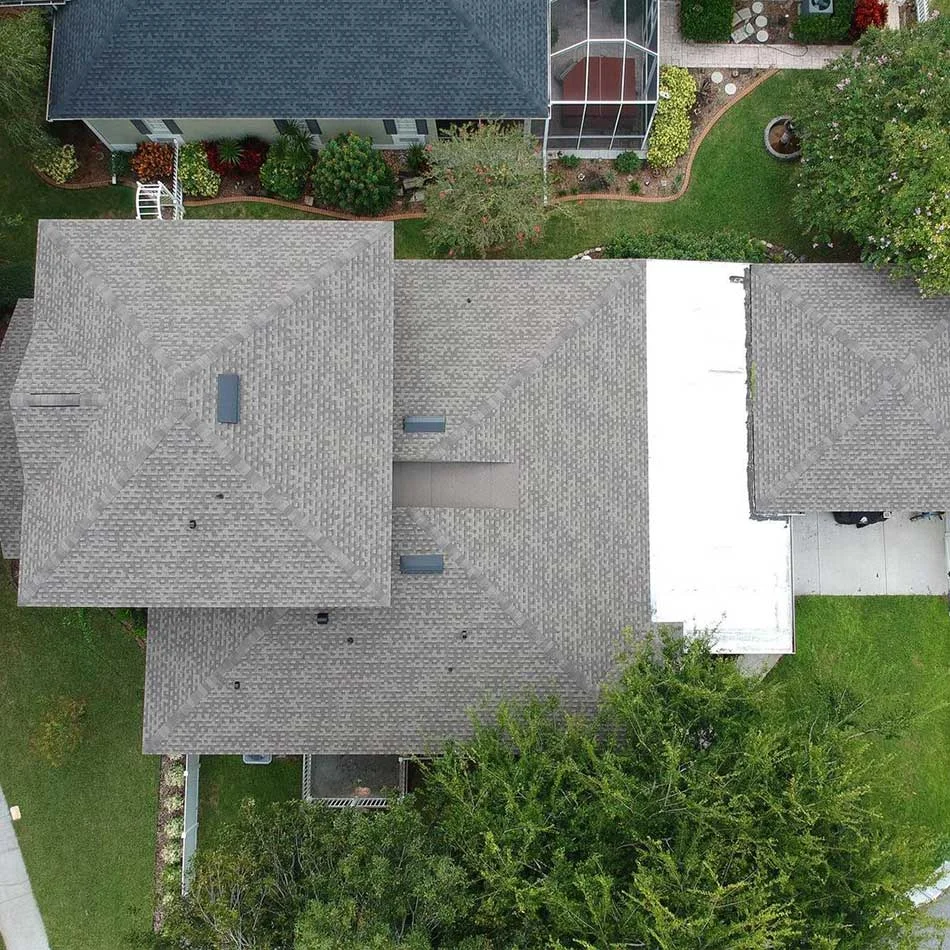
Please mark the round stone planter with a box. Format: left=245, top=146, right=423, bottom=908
left=764, top=115, right=802, bottom=161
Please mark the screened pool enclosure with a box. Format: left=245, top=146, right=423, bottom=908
left=537, top=0, right=660, bottom=156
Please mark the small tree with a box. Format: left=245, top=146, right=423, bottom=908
left=0, top=10, right=54, bottom=152
left=425, top=122, right=552, bottom=257
left=793, top=19, right=950, bottom=296
left=311, top=132, right=397, bottom=216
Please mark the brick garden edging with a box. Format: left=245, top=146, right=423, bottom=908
left=552, top=68, right=778, bottom=206
left=182, top=194, right=426, bottom=221
left=35, top=69, right=780, bottom=216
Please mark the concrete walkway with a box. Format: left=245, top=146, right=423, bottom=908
left=0, top=787, right=50, bottom=950
left=660, top=0, right=852, bottom=68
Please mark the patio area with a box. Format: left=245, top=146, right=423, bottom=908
left=791, top=512, right=950, bottom=596
left=307, top=754, right=401, bottom=801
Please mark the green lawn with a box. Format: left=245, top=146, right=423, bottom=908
left=0, top=568, right=159, bottom=949
left=197, top=755, right=301, bottom=846
left=0, top=138, right=132, bottom=312
left=1, top=70, right=848, bottom=317
left=770, top=596, right=950, bottom=865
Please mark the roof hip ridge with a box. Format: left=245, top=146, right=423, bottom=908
left=149, top=608, right=289, bottom=744
left=178, top=228, right=390, bottom=375
left=425, top=265, right=644, bottom=461
left=185, top=411, right=390, bottom=605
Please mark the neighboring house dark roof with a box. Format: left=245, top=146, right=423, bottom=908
left=48, top=0, right=549, bottom=121
left=748, top=264, right=950, bottom=513
left=13, top=220, right=394, bottom=607
left=0, top=300, right=32, bottom=559
left=143, top=260, right=651, bottom=754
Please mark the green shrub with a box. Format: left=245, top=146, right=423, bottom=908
left=161, top=843, right=181, bottom=865
left=165, top=816, right=184, bottom=838
left=34, top=144, right=79, bottom=184
left=680, top=0, right=733, bottom=40
left=647, top=66, right=697, bottom=169
left=110, top=149, right=131, bottom=180
left=614, top=150, right=642, bottom=174
left=792, top=0, right=855, bottom=42
left=604, top=229, right=771, bottom=261
left=628, top=179, right=642, bottom=195
left=558, top=153, right=581, bottom=169
left=259, top=122, right=314, bottom=201
left=311, top=132, right=397, bottom=215
left=405, top=142, right=429, bottom=175
left=30, top=696, right=86, bottom=766
left=177, top=142, right=221, bottom=198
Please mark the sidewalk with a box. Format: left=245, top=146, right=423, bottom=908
left=0, top=786, right=50, bottom=950
left=660, top=0, right=853, bottom=68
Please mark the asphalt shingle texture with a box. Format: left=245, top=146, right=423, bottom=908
left=748, top=264, right=950, bottom=513
left=143, top=259, right=651, bottom=754
left=0, top=300, right=33, bottom=559
left=48, top=0, right=548, bottom=120
left=13, top=220, right=394, bottom=607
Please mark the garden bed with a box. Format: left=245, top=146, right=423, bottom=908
left=549, top=68, right=764, bottom=201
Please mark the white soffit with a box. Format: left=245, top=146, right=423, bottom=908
left=646, top=260, right=794, bottom=654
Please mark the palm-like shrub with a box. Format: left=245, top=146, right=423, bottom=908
left=259, top=122, right=314, bottom=200
left=311, top=132, right=397, bottom=215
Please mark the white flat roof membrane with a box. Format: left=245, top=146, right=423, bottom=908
left=646, top=260, right=794, bottom=654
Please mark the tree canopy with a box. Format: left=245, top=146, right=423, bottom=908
left=424, top=122, right=556, bottom=258
left=792, top=19, right=950, bottom=296
left=0, top=10, right=52, bottom=151
left=164, top=635, right=932, bottom=949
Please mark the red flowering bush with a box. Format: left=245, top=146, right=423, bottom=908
left=130, top=141, right=173, bottom=181
left=237, top=137, right=268, bottom=174
left=852, top=0, right=886, bottom=32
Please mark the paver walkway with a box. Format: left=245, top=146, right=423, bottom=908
left=0, top=786, right=50, bottom=950
left=660, top=0, right=852, bottom=68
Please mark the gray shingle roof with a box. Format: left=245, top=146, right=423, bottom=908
left=0, top=300, right=33, bottom=559
left=14, top=220, right=394, bottom=607
left=748, top=264, right=950, bottom=513
left=48, top=0, right=548, bottom=121
left=144, top=260, right=651, bottom=754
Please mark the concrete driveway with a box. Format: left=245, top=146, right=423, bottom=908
left=792, top=512, right=949, bottom=596
left=0, top=786, right=50, bottom=950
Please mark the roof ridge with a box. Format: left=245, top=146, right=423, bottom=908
left=444, top=0, right=540, bottom=109
left=149, top=608, right=288, bottom=744
left=18, top=406, right=189, bottom=602
left=177, top=228, right=390, bottom=376
left=408, top=508, right=597, bottom=694
left=42, top=223, right=179, bottom=373
left=184, top=412, right=390, bottom=605
left=50, top=0, right=131, bottom=119
left=425, top=266, right=644, bottom=461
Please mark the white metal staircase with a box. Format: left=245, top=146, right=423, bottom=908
left=135, top=140, right=184, bottom=221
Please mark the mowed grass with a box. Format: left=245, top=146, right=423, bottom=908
left=0, top=132, right=132, bottom=312
left=769, top=596, right=950, bottom=864
left=0, top=567, right=159, bottom=949
left=187, top=71, right=854, bottom=263
left=197, top=755, right=301, bottom=846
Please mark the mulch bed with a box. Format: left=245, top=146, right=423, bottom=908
left=51, top=121, right=113, bottom=186
left=549, top=68, right=763, bottom=201
left=153, top=754, right=187, bottom=932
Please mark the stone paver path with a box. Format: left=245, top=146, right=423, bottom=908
left=661, top=0, right=852, bottom=68
left=0, top=786, right=50, bottom=950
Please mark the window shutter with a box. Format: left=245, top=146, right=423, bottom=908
left=163, top=120, right=182, bottom=134
left=131, top=120, right=150, bottom=134
left=383, top=119, right=397, bottom=135
left=274, top=119, right=291, bottom=133
left=415, top=119, right=428, bottom=135
left=305, top=119, right=322, bottom=135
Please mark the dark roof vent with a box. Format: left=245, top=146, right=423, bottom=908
left=27, top=392, right=80, bottom=407
left=400, top=554, right=444, bottom=575
left=316, top=612, right=329, bottom=625
left=217, top=373, right=240, bottom=424
left=403, top=414, right=445, bottom=434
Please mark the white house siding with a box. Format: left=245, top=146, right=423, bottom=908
left=83, top=118, right=433, bottom=149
